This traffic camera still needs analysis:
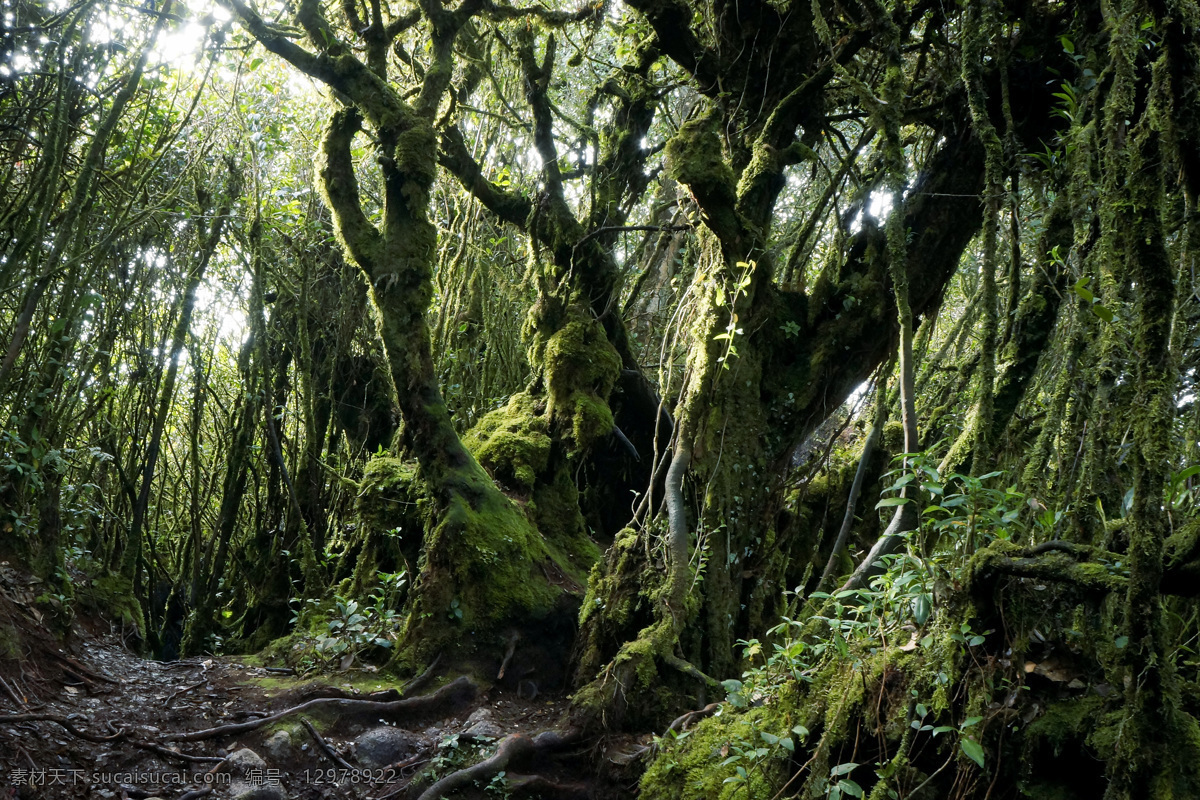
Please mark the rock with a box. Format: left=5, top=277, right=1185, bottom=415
left=465, top=707, right=493, bottom=724
left=355, top=726, right=420, bottom=769
left=464, top=720, right=503, bottom=738
left=230, top=782, right=287, bottom=800
left=262, top=729, right=294, bottom=761
left=220, top=748, right=266, bottom=780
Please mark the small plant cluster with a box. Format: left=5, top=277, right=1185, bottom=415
left=288, top=570, right=407, bottom=669
left=688, top=451, right=1034, bottom=797
left=428, top=734, right=510, bottom=797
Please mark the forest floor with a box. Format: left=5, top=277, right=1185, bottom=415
left=0, top=565, right=644, bottom=800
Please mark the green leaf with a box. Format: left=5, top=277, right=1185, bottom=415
left=1114, top=635, right=1129, bottom=649
left=831, top=762, right=859, bottom=777
left=961, top=738, right=985, bottom=768
left=1092, top=303, right=1114, bottom=323
left=876, top=497, right=910, bottom=508
left=1072, top=277, right=1095, bottom=303
left=1173, top=466, right=1200, bottom=487
left=840, top=779, right=864, bottom=797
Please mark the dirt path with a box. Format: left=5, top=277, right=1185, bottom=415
left=0, top=569, right=631, bottom=799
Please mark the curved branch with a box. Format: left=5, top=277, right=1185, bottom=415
left=317, top=108, right=384, bottom=274
left=165, top=676, right=478, bottom=742
left=438, top=125, right=533, bottom=227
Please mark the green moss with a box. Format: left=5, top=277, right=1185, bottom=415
left=463, top=392, right=551, bottom=493
left=81, top=574, right=144, bottom=637
left=463, top=392, right=600, bottom=585
left=396, top=464, right=561, bottom=664
left=665, top=115, right=739, bottom=238
left=348, top=456, right=428, bottom=591
left=1028, top=696, right=1104, bottom=756
left=579, top=527, right=647, bottom=632
left=640, top=684, right=805, bottom=800
left=530, top=467, right=601, bottom=585
left=0, top=622, right=21, bottom=660
left=540, top=316, right=622, bottom=453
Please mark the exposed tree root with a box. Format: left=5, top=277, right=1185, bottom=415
left=506, top=772, right=591, bottom=799
left=416, top=728, right=581, bottom=800
left=0, top=712, right=125, bottom=742
left=665, top=702, right=719, bottom=734
left=164, top=675, right=478, bottom=742
left=0, top=712, right=223, bottom=763
left=401, top=652, right=442, bottom=698
left=302, top=717, right=355, bottom=771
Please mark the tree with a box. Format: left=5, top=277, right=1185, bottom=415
left=2, top=0, right=1200, bottom=796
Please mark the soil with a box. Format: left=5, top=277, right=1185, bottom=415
left=0, top=565, right=645, bottom=800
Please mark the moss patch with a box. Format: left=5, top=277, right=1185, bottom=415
left=640, top=684, right=805, bottom=800
left=540, top=316, right=622, bottom=453
left=463, top=392, right=552, bottom=493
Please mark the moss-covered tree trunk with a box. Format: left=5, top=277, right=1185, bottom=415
left=223, top=0, right=587, bottom=665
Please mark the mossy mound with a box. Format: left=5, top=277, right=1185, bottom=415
left=348, top=456, right=429, bottom=586
left=462, top=392, right=552, bottom=493
left=541, top=315, right=622, bottom=452
left=395, top=462, right=577, bottom=667
left=641, top=684, right=806, bottom=800
left=463, top=391, right=600, bottom=586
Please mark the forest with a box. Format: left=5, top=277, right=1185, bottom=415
left=1, top=0, right=1199, bottom=796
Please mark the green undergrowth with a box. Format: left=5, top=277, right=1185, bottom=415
left=642, top=453, right=1200, bottom=799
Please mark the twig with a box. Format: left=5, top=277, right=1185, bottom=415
left=666, top=703, right=720, bottom=734
left=0, top=673, right=25, bottom=707
left=164, top=678, right=208, bottom=707
left=166, top=675, right=476, bottom=742
left=498, top=633, right=519, bottom=680
left=301, top=718, right=355, bottom=771
left=908, top=751, right=954, bottom=797
left=50, top=651, right=119, bottom=684
left=0, top=713, right=123, bottom=742
left=575, top=224, right=692, bottom=250
left=130, top=740, right=225, bottom=764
